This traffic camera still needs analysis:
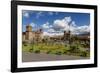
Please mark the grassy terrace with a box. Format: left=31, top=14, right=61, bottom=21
left=22, top=42, right=90, bottom=57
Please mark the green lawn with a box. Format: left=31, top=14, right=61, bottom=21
left=22, top=42, right=90, bottom=57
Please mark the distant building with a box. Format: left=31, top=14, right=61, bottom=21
left=22, top=24, right=89, bottom=44
left=77, top=33, right=90, bottom=43
left=22, top=24, right=43, bottom=43
left=63, top=31, right=70, bottom=41
left=49, top=31, right=70, bottom=42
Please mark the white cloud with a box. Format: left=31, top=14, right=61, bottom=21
left=47, top=28, right=55, bottom=32
left=43, top=32, right=50, bottom=36
left=42, top=22, right=53, bottom=30
left=43, top=31, right=64, bottom=37
left=64, top=16, right=72, bottom=23
left=53, top=20, right=66, bottom=30
left=69, top=21, right=77, bottom=34
left=42, top=22, right=50, bottom=29
left=30, top=22, right=36, bottom=27
left=28, top=22, right=38, bottom=31
left=52, top=16, right=90, bottom=35
left=70, top=21, right=76, bottom=27
left=23, top=11, right=29, bottom=18
left=22, top=24, right=26, bottom=32
left=23, top=22, right=36, bottom=32
left=36, top=12, right=43, bottom=18
left=42, top=16, right=90, bottom=36
left=70, top=24, right=90, bottom=35
left=77, top=25, right=90, bottom=33
left=53, top=17, right=71, bottom=31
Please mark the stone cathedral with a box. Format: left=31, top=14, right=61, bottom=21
left=22, top=24, right=43, bottom=43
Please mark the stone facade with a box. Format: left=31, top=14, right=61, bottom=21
left=22, top=25, right=43, bottom=43
left=22, top=25, right=89, bottom=44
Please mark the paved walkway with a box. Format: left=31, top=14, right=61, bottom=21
left=22, top=52, right=89, bottom=62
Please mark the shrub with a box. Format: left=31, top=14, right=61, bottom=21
left=55, top=51, right=62, bottom=55
left=23, top=41, right=28, bottom=46
left=69, top=45, right=79, bottom=53
left=80, top=51, right=88, bottom=57
left=63, top=51, right=69, bottom=55
left=34, top=49, right=40, bottom=53
left=46, top=50, right=51, bottom=54
left=29, top=48, right=33, bottom=53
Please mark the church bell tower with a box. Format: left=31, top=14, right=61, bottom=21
left=26, top=24, right=32, bottom=32
left=25, top=24, right=33, bottom=41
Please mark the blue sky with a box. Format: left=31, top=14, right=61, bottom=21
left=22, top=10, right=90, bottom=35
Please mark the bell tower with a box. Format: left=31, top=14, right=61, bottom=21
left=26, top=24, right=32, bottom=32
left=25, top=24, right=33, bottom=41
